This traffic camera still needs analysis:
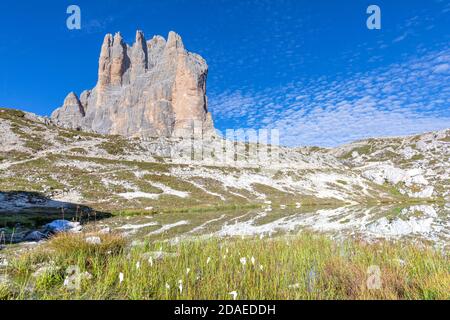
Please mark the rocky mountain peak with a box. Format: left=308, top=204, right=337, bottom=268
left=50, top=92, right=85, bottom=130
left=130, top=30, right=148, bottom=82
left=64, top=92, right=81, bottom=106
left=166, top=31, right=185, bottom=51
left=52, top=30, right=214, bottom=138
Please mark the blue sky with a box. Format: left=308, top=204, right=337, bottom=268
left=0, top=0, right=449, bottom=146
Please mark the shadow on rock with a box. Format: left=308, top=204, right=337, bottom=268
left=0, top=191, right=111, bottom=244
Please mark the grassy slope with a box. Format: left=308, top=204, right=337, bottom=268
left=1, top=232, right=448, bottom=300
left=1, top=107, right=447, bottom=215
left=1, top=108, right=449, bottom=300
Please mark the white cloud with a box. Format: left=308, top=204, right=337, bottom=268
left=209, top=48, right=450, bottom=147
left=393, top=33, right=408, bottom=43
left=433, top=63, right=450, bottom=73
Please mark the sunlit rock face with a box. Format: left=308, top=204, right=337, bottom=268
left=51, top=30, right=215, bottom=138
left=51, top=92, right=85, bottom=130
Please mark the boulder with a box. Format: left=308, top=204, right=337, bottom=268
left=24, top=231, right=48, bottom=242
left=44, top=220, right=82, bottom=233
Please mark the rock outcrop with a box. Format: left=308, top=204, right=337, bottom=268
left=51, top=92, right=85, bottom=130
left=51, top=31, right=215, bottom=138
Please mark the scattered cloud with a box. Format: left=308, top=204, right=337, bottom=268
left=392, top=32, right=408, bottom=43
left=433, top=63, right=450, bottom=73
left=82, top=17, right=115, bottom=34
left=209, top=48, right=450, bottom=147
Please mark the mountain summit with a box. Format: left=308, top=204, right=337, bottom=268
left=51, top=31, right=215, bottom=138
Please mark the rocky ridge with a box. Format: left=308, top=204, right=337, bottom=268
left=51, top=31, right=214, bottom=138
left=1, top=108, right=449, bottom=209
left=0, top=108, right=449, bottom=246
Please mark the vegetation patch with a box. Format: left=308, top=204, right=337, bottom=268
left=1, top=233, right=448, bottom=300
left=339, top=144, right=373, bottom=159
left=99, top=136, right=143, bottom=155
left=0, top=108, right=26, bottom=120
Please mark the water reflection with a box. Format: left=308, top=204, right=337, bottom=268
left=213, top=204, right=449, bottom=246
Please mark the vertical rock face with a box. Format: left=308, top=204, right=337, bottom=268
left=130, top=31, right=148, bottom=82
left=51, top=30, right=215, bottom=138
left=110, top=32, right=128, bottom=87
left=98, top=34, right=113, bottom=90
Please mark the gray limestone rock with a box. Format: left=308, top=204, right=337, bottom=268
left=51, top=92, right=85, bottom=130
left=51, top=30, right=215, bottom=138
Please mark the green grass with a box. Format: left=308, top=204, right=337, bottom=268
left=409, top=154, right=425, bottom=161
left=0, top=151, right=31, bottom=163
left=9, top=125, right=49, bottom=152
left=0, top=108, right=26, bottom=118
left=113, top=203, right=262, bottom=216
left=339, top=144, right=373, bottom=160
left=1, top=232, right=448, bottom=300
left=99, top=136, right=143, bottom=155
left=69, top=148, right=88, bottom=155
left=0, top=109, right=52, bottom=152
left=57, top=128, right=103, bottom=140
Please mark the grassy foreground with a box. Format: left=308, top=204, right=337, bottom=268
left=0, top=232, right=448, bottom=300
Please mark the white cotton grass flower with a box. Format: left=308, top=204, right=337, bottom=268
left=148, top=256, right=154, bottom=267
left=240, top=257, right=247, bottom=266
left=206, top=257, right=211, bottom=264
left=251, top=256, right=256, bottom=265
left=186, top=268, right=191, bottom=275
left=259, top=265, right=264, bottom=271
left=178, top=280, right=183, bottom=294
left=136, top=261, right=140, bottom=270
left=119, top=272, right=124, bottom=284
left=392, top=258, right=406, bottom=267
left=165, top=283, right=170, bottom=290
left=229, top=291, right=238, bottom=300
left=226, top=248, right=229, bottom=254
left=63, top=277, right=70, bottom=287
